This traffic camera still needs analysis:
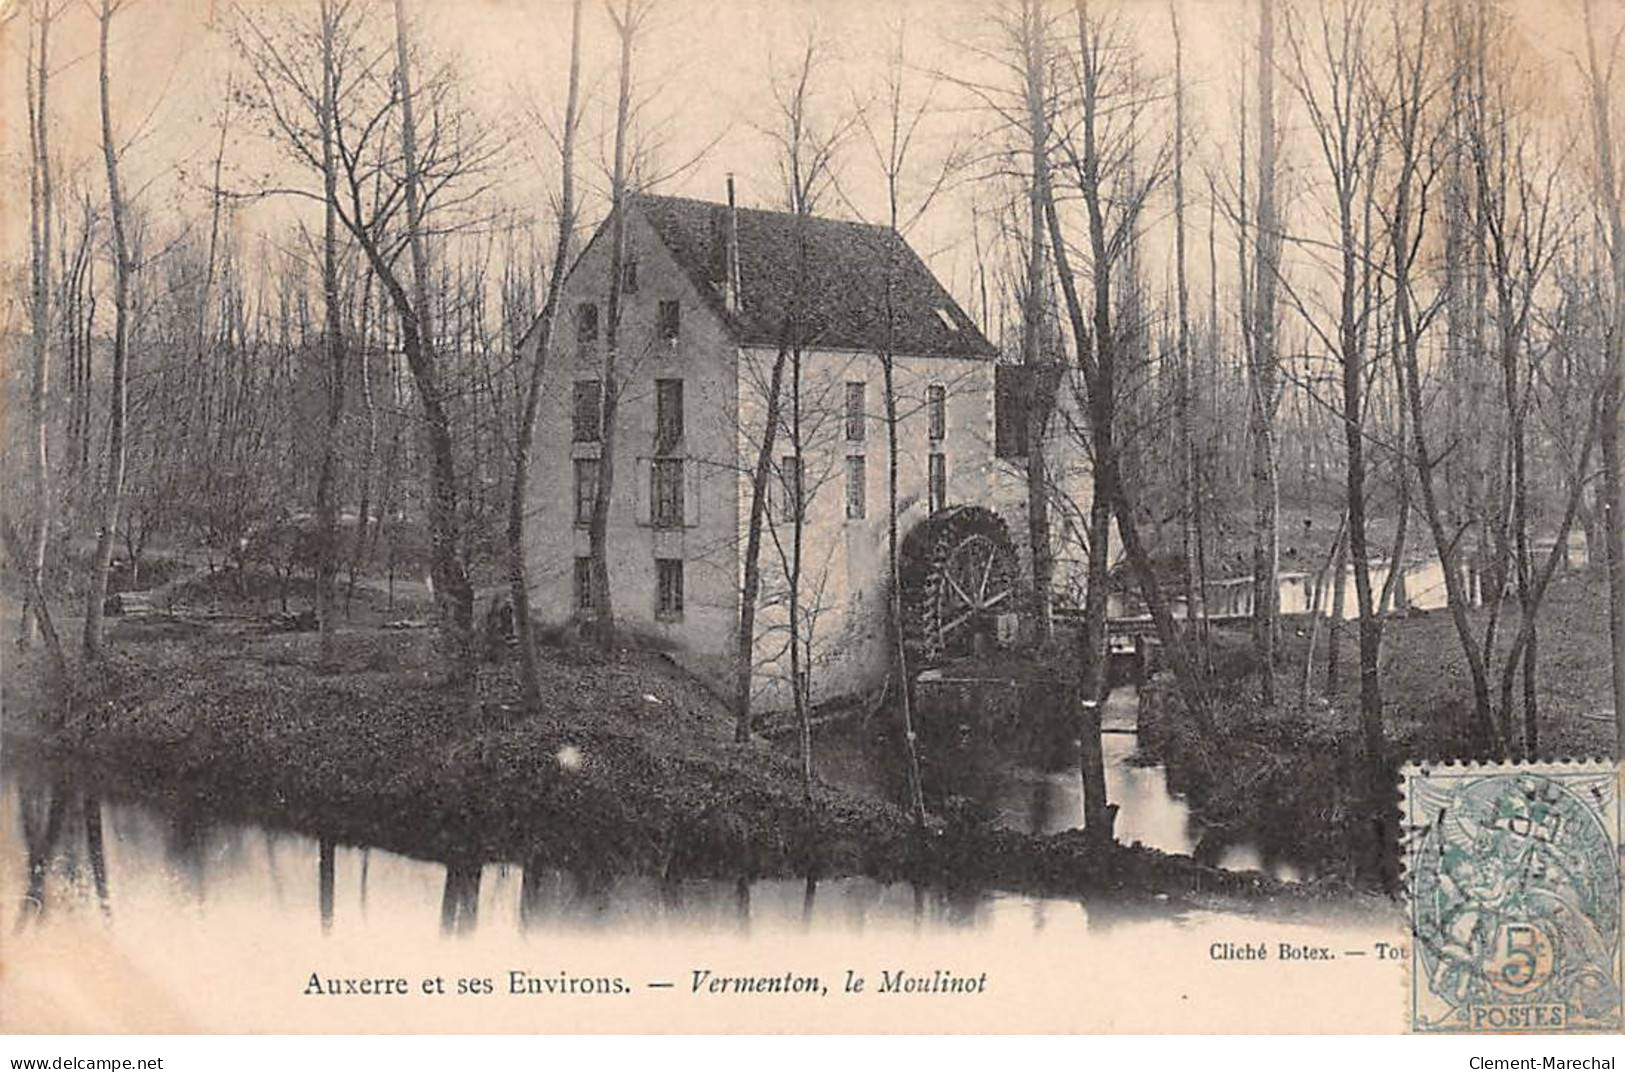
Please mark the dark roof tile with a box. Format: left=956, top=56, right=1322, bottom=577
left=636, top=193, right=996, bottom=360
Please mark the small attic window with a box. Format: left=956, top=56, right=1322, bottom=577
left=933, top=307, right=958, bottom=332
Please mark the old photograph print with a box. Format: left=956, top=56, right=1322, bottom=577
left=1, top=0, right=1621, bottom=1035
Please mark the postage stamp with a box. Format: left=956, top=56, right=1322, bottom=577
left=1404, top=761, right=1622, bottom=1033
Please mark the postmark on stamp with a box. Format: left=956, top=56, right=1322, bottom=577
left=1403, top=761, right=1621, bottom=1032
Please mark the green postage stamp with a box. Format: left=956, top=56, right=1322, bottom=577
left=1405, top=761, right=1622, bottom=1032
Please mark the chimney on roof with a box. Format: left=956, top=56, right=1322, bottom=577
left=724, top=173, right=742, bottom=315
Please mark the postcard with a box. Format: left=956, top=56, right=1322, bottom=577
left=1, top=0, right=1620, bottom=1037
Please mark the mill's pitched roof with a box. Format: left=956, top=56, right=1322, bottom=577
left=634, top=193, right=996, bottom=360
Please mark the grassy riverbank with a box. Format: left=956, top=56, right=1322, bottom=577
left=1, top=592, right=1374, bottom=912
left=1305, top=569, right=1616, bottom=758
left=5, top=618, right=911, bottom=879
left=1135, top=567, right=1616, bottom=883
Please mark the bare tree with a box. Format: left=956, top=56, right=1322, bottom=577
left=767, top=36, right=847, bottom=799
left=83, top=0, right=135, bottom=659
left=853, top=22, right=942, bottom=826
left=314, top=0, right=349, bottom=668
left=1249, top=0, right=1284, bottom=706
left=1008, top=0, right=1115, bottom=844
left=239, top=0, right=497, bottom=681
left=732, top=39, right=828, bottom=747
left=1385, top=0, right=1499, bottom=746
left=19, top=0, right=57, bottom=652
left=1170, top=2, right=1201, bottom=653
left=1043, top=0, right=1212, bottom=754
left=584, top=0, right=650, bottom=649
left=1019, top=0, right=1058, bottom=648
left=508, top=0, right=584, bottom=714
left=1465, top=5, right=1571, bottom=750
left=1582, top=0, right=1625, bottom=748
left=1280, top=0, right=1388, bottom=764
left=734, top=332, right=792, bottom=745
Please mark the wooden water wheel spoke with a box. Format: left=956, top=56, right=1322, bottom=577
left=976, top=551, right=995, bottom=603
left=980, top=588, right=1011, bottom=611
left=944, top=571, right=975, bottom=609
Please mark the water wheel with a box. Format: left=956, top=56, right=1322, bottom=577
left=899, top=505, right=1024, bottom=667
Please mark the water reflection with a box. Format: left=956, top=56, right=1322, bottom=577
left=13, top=774, right=113, bottom=930
left=319, top=838, right=336, bottom=932
left=16, top=778, right=66, bottom=930
left=440, top=859, right=482, bottom=936
left=809, top=687, right=1311, bottom=883
left=1198, top=551, right=1579, bottom=620
left=8, top=763, right=1283, bottom=948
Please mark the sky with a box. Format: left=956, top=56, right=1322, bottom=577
left=0, top=0, right=1615, bottom=349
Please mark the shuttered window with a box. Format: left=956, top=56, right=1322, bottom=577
left=573, top=458, right=600, bottom=526
left=576, top=302, right=599, bottom=349
left=656, top=558, right=684, bottom=619
left=655, top=378, right=684, bottom=454
left=574, top=557, right=594, bottom=612
left=845, top=381, right=866, bottom=441
left=846, top=455, right=866, bottom=520
left=652, top=459, right=684, bottom=527
left=572, top=380, right=602, bottom=442
left=658, top=300, right=680, bottom=344
left=779, top=455, right=803, bottom=522
left=995, top=365, right=1029, bottom=459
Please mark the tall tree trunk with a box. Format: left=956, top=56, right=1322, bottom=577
left=877, top=121, right=928, bottom=825
left=1043, top=3, right=1211, bottom=736
left=1025, top=0, right=1114, bottom=844
left=393, top=0, right=474, bottom=682
left=509, top=0, right=582, bottom=715
left=882, top=346, right=927, bottom=827
left=734, top=333, right=789, bottom=742
left=1250, top=0, right=1282, bottom=706
left=1021, top=0, right=1055, bottom=645
left=85, top=0, right=131, bottom=660
left=789, top=337, right=810, bottom=802
left=1302, top=512, right=1347, bottom=707
left=1340, top=264, right=1382, bottom=767
left=315, top=0, right=347, bottom=669
left=1327, top=515, right=1348, bottom=693
left=588, top=0, right=638, bottom=649
left=22, top=0, right=53, bottom=651
left=347, top=270, right=378, bottom=616
left=1493, top=393, right=1602, bottom=757
left=1584, top=0, right=1625, bottom=747
left=1400, top=2, right=1498, bottom=748
left=1171, top=2, right=1199, bottom=642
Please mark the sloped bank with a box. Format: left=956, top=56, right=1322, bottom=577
left=1, top=620, right=1371, bottom=911
left=1136, top=675, right=1395, bottom=886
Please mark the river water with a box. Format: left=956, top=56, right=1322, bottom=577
left=1, top=761, right=1313, bottom=947
left=807, top=688, right=1310, bottom=884
left=3, top=551, right=1535, bottom=959
left=1202, top=538, right=1587, bottom=620
left=2, top=712, right=1409, bottom=1034
left=2, top=688, right=1335, bottom=973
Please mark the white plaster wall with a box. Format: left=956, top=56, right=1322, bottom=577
left=734, top=346, right=1033, bottom=710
